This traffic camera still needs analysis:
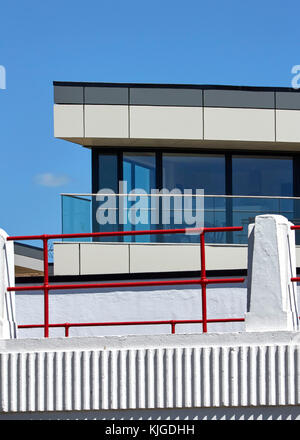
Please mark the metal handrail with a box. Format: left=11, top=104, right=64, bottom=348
left=7, top=226, right=244, bottom=338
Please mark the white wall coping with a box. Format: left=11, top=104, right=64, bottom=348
left=1, top=330, right=300, bottom=353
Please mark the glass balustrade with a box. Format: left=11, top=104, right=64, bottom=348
left=61, top=194, right=299, bottom=244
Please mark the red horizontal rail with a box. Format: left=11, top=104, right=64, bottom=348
left=18, top=317, right=246, bottom=337
left=7, top=226, right=243, bottom=242
left=8, top=225, right=244, bottom=337
left=8, top=277, right=245, bottom=292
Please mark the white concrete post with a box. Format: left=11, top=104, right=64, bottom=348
left=0, top=229, right=17, bottom=338
left=245, top=214, right=299, bottom=332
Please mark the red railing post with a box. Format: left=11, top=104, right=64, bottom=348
left=200, top=231, right=208, bottom=333
left=43, top=236, right=49, bottom=338
left=171, top=321, right=176, bottom=334
left=65, top=324, right=70, bottom=337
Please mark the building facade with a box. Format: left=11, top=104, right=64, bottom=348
left=53, top=82, right=300, bottom=274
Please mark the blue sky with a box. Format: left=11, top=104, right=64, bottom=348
left=0, top=0, right=299, bottom=238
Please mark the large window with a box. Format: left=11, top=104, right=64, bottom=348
left=92, top=150, right=297, bottom=244
left=232, top=156, right=293, bottom=197
left=163, top=153, right=225, bottom=194
left=232, top=156, right=294, bottom=242
left=123, top=153, right=156, bottom=242
left=162, top=154, right=226, bottom=242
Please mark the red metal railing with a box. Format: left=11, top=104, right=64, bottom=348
left=7, top=226, right=245, bottom=338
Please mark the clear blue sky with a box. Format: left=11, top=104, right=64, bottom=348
left=0, top=0, right=299, bottom=238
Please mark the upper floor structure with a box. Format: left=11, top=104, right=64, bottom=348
left=53, top=82, right=300, bottom=273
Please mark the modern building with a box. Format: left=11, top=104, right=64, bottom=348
left=53, top=81, right=300, bottom=275
left=1, top=83, right=300, bottom=420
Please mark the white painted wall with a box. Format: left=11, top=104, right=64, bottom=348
left=15, top=279, right=247, bottom=339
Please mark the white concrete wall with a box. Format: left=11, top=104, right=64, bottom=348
left=15, top=280, right=247, bottom=339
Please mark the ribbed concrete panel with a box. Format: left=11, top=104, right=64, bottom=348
left=204, top=107, right=275, bottom=141
left=85, top=105, right=129, bottom=138
left=1, top=342, right=300, bottom=412
left=53, top=104, right=84, bottom=138
left=130, top=106, right=203, bottom=140
left=276, top=110, right=300, bottom=142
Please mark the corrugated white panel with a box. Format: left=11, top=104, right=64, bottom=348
left=1, top=344, right=300, bottom=413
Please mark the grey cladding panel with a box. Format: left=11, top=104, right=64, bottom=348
left=54, top=86, right=84, bottom=104
left=276, top=91, right=300, bottom=110
left=203, top=89, right=275, bottom=109
left=84, top=87, right=129, bottom=105
left=130, top=87, right=203, bottom=106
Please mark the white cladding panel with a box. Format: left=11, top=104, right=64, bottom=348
left=54, top=243, right=249, bottom=275
left=129, top=245, right=201, bottom=273
left=53, top=243, right=80, bottom=276
left=84, top=105, right=129, bottom=138
left=130, top=106, right=203, bottom=139
left=203, top=107, right=275, bottom=142
left=53, top=104, right=84, bottom=138
left=276, top=110, right=300, bottom=142
left=80, top=243, right=130, bottom=275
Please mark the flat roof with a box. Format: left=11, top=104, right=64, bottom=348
left=53, top=81, right=300, bottom=93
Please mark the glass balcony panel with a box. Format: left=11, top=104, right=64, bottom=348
left=61, top=194, right=300, bottom=245
left=61, top=195, right=91, bottom=242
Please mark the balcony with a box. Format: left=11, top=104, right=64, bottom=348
left=61, top=193, right=300, bottom=245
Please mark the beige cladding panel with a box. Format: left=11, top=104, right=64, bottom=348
left=53, top=243, right=80, bottom=276
left=84, top=105, right=129, bottom=138
left=203, top=107, right=275, bottom=142
left=130, top=244, right=248, bottom=273
left=53, top=242, right=300, bottom=275
left=129, top=106, right=203, bottom=139
left=53, top=104, right=84, bottom=138
left=276, top=110, right=300, bottom=142
left=205, top=246, right=248, bottom=271
left=80, top=243, right=129, bottom=275
left=129, top=245, right=201, bottom=273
